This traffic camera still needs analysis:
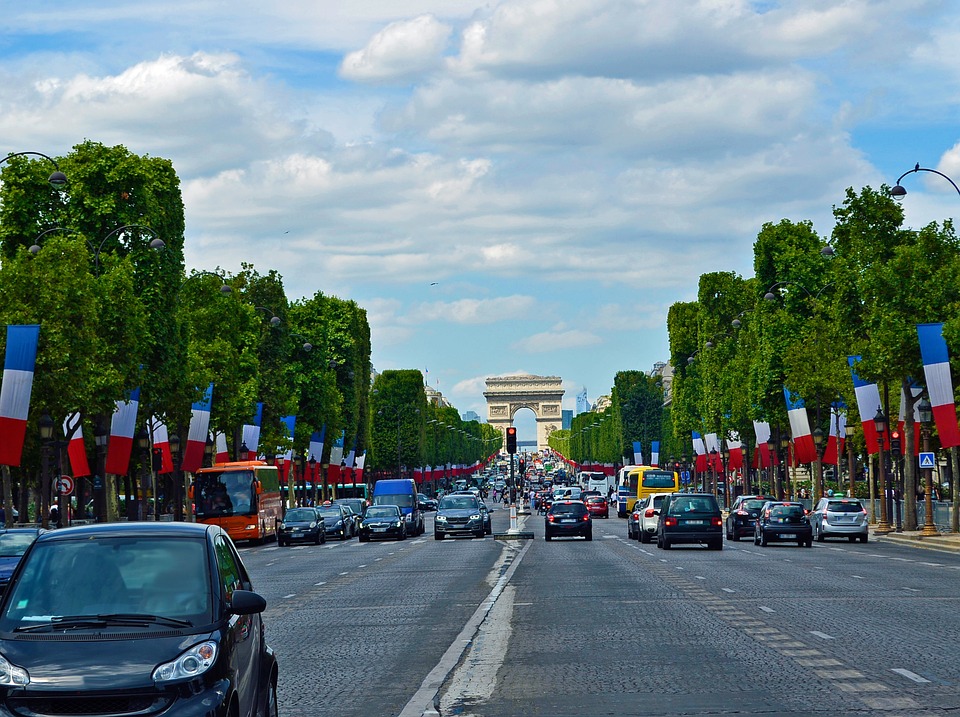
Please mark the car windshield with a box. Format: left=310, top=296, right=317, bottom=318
left=0, top=533, right=37, bottom=557
left=317, top=507, right=343, bottom=519
left=0, top=536, right=212, bottom=630
left=771, top=505, right=805, bottom=518
left=366, top=507, right=399, bottom=518
left=586, top=497, right=605, bottom=504
left=551, top=503, right=585, bottom=515
left=439, top=496, right=478, bottom=510
left=285, top=509, right=316, bottom=522
left=741, top=500, right=767, bottom=510
left=373, top=494, right=414, bottom=508
left=827, top=501, right=863, bottom=513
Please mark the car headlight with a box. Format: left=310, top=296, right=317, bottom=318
left=394, top=521, right=402, bottom=528
left=309, top=521, right=317, bottom=529
left=334, top=520, right=343, bottom=528
left=153, top=641, right=218, bottom=683
left=0, top=653, right=29, bottom=686
left=279, top=522, right=286, bottom=530
left=436, top=515, right=448, bottom=522
left=470, top=514, right=481, bottom=520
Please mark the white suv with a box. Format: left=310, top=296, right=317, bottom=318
left=810, top=497, right=868, bottom=543
left=634, top=492, right=674, bottom=544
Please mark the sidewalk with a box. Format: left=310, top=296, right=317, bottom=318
left=871, top=526, right=960, bottom=554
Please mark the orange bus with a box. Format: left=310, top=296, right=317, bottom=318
left=192, top=460, right=282, bottom=543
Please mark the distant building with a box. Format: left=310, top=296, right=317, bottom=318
left=650, top=362, right=674, bottom=406
left=461, top=410, right=482, bottom=423
left=575, top=388, right=590, bottom=416
left=425, top=385, right=452, bottom=408
left=561, top=409, right=573, bottom=430
left=593, top=395, right=612, bottom=412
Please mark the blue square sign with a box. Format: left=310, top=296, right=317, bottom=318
left=919, top=452, right=936, bottom=469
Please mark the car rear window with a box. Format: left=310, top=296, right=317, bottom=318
left=742, top=500, right=767, bottom=510
left=826, top=501, right=864, bottom=513
left=552, top=503, right=586, bottom=516
left=770, top=505, right=805, bottom=518
left=668, top=497, right=717, bottom=515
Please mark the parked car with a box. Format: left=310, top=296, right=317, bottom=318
left=358, top=505, right=406, bottom=542
left=810, top=496, right=868, bottom=543
left=635, top=492, right=672, bottom=544
left=277, top=507, right=326, bottom=546
left=656, top=493, right=722, bottom=550
left=316, top=503, right=354, bottom=540
left=627, top=501, right=643, bottom=540
left=584, top=495, right=609, bottom=519
left=0, top=522, right=277, bottom=717
left=754, top=501, right=813, bottom=547
left=0, top=528, right=45, bottom=593
left=435, top=493, right=486, bottom=539
left=545, top=500, right=592, bottom=541
left=725, top=495, right=773, bottom=541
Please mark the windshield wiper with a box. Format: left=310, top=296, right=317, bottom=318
left=15, top=613, right=192, bottom=632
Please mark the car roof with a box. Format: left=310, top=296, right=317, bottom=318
left=34, top=521, right=215, bottom=544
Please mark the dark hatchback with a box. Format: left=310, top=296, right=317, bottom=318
left=725, top=495, right=773, bottom=541
left=545, top=500, right=592, bottom=541
left=358, top=505, right=406, bottom=542
left=656, top=493, right=723, bottom=550
left=278, top=506, right=326, bottom=546
left=0, top=529, right=45, bottom=594
left=316, top=504, right=354, bottom=540
left=0, top=522, right=277, bottom=717
left=754, top=501, right=813, bottom=547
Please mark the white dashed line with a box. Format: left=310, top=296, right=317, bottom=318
left=675, top=566, right=684, bottom=570
left=659, top=559, right=668, bottom=563
left=759, top=606, right=774, bottom=613
left=811, top=631, right=834, bottom=640
left=314, top=582, right=326, bottom=586
left=829, top=547, right=846, bottom=552
left=890, top=557, right=914, bottom=562
left=851, top=575, right=864, bottom=579
left=375, top=558, right=383, bottom=562
left=903, top=587, right=920, bottom=592
left=919, top=562, right=943, bottom=567
left=721, top=588, right=735, bottom=593
left=283, top=594, right=296, bottom=599
left=813, top=566, right=824, bottom=570
left=695, top=576, right=706, bottom=580
left=339, top=571, right=349, bottom=576
left=358, top=564, right=367, bottom=568
left=891, top=668, right=931, bottom=683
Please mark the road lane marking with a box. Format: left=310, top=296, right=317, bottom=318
left=891, top=668, right=931, bottom=683
left=358, top=564, right=367, bottom=568
left=283, top=594, right=296, bottom=599
left=695, top=576, right=706, bottom=580
left=919, top=562, right=943, bottom=567
left=314, top=582, right=326, bottom=586
left=721, top=588, right=735, bottom=593
left=811, top=631, right=834, bottom=640
left=759, top=606, right=774, bottom=613
left=851, top=575, right=864, bottom=579
left=339, top=571, right=349, bottom=575
left=903, top=587, right=920, bottom=592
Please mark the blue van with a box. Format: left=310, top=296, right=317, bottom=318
left=371, top=479, right=424, bottom=536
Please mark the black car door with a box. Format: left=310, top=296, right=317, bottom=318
left=215, top=534, right=261, bottom=717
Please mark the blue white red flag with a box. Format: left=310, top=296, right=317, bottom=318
left=0, top=325, right=40, bottom=467
left=106, top=387, right=141, bottom=475
left=752, top=421, right=774, bottom=468
left=916, top=323, right=960, bottom=448
left=632, top=441, right=643, bottom=465
left=650, top=440, right=660, bottom=467
left=848, top=356, right=886, bottom=455
left=214, top=431, right=229, bottom=464
left=783, top=388, right=817, bottom=464
left=692, top=432, right=706, bottom=472
left=241, top=402, right=263, bottom=456
left=64, top=413, right=92, bottom=478
left=181, top=384, right=214, bottom=472
left=309, top=425, right=326, bottom=463
left=725, top=432, right=743, bottom=471
left=149, top=417, right=174, bottom=474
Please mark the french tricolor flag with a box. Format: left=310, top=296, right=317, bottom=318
left=705, top=433, right=722, bottom=471
left=692, top=432, right=707, bottom=472
left=241, top=402, right=263, bottom=456
left=848, top=356, right=886, bottom=455
left=917, top=323, right=960, bottom=448
left=150, top=417, right=174, bottom=474
left=632, top=441, right=643, bottom=465
left=64, top=414, right=91, bottom=477
left=105, top=387, right=140, bottom=475
left=0, top=325, right=41, bottom=467
left=650, top=440, right=660, bottom=467
left=309, top=425, right=326, bottom=464
left=181, top=384, right=214, bottom=472
left=783, top=387, right=817, bottom=464
left=821, top=406, right=846, bottom=466
left=214, top=432, right=229, bottom=464
left=726, top=431, right=744, bottom=470
left=278, top=415, right=296, bottom=483
left=752, top=421, right=775, bottom=468
left=897, top=384, right=923, bottom=456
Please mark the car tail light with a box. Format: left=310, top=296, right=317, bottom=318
left=665, top=517, right=677, bottom=527
left=644, top=508, right=655, bottom=518
left=547, top=514, right=556, bottom=523
left=736, top=509, right=749, bottom=516
left=582, top=513, right=590, bottom=522
left=711, top=517, right=722, bottom=527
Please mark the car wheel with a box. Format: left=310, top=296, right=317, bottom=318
left=585, top=530, right=593, bottom=541
left=661, top=538, right=671, bottom=550
left=321, top=532, right=326, bottom=544
left=434, top=531, right=444, bottom=540
left=754, top=530, right=760, bottom=546
left=474, top=530, right=485, bottom=539
left=859, top=533, right=868, bottom=543
left=314, top=532, right=322, bottom=545
left=848, top=536, right=857, bottom=542
left=398, top=531, right=406, bottom=541
left=639, top=531, right=649, bottom=544
left=805, top=540, right=813, bottom=548
left=340, top=529, right=348, bottom=541
left=656, top=534, right=663, bottom=549
left=261, top=676, right=279, bottom=717
left=815, top=525, right=825, bottom=542
left=760, top=532, right=768, bottom=547
left=359, top=535, right=369, bottom=543
left=712, top=540, right=723, bottom=550
left=277, top=538, right=286, bottom=547
left=730, top=532, right=740, bottom=542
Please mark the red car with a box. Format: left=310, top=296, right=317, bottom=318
left=584, top=495, right=609, bottom=519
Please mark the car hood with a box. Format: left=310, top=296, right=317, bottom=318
left=283, top=519, right=318, bottom=527
left=363, top=517, right=400, bottom=525
left=0, top=630, right=216, bottom=689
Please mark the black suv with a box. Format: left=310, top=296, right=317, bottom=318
left=0, top=522, right=277, bottom=717
left=656, top=493, right=722, bottom=550
left=545, top=500, right=593, bottom=541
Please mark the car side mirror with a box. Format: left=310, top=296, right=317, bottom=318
left=228, top=589, right=267, bottom=615
left=653, top=509, right=660, bottom=516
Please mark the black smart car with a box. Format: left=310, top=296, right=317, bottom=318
left=754, top=501, right=813, bottom=547
left=278, top=506, right=326, bottom=546
left=0, top=522, right=278, bottom=717
left=656, top=493, right=723, bottom=550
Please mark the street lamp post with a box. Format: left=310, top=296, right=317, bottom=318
left=845, top=422, right=857, bottom=500
left=94, top=417, right=109, bottom=522
left=169, top=433, right=183, bottom=521
left=917, top=397, right=939, bottom=536
left=779, top=435, right=790, bottom=500
left=0, top=151, right=67, bottom=187
left=874, top=407, right=892, bottom=533
left=812, top=427, right=825, bottom=503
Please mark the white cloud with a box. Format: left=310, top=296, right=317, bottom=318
left=410, top=295, right=536, bottom=324
left=340, top=15, right=452, bottom=84
left=512, top=330, right=601, bottom=353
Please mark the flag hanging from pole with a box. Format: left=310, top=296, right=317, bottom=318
left=916, top=323, right=960, bottom=448
left=692, top=432, right=706, bottom=472
left=181, top=384, right=214, bottom=472
left=105, top=387, right=141, bottom=475
left=149, top=417, right=174, bottom=475
left=0, top=325, right=41, bottom=467
left=783, top=387, right=817, bottom=464
left=241, top=402, right=263, bottom=455
left=848, top=356, right=887, bottom=454
left=64, top=413, right=92, bottom=478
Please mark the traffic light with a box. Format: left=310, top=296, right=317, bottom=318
left=152, top=447, right=164, bottom=472
left=506, top=426, right=517, bottom=454
left=890, top=430, right=902, bottom=456
left=519, top=458, right=526, bottom=475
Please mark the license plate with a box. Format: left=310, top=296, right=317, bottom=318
left=778, top=533, right=794, bottom=539
left=373, top=527, right=386, bottom=531
left=561, top=518, right=576, bottom=523
left=686, top=519, right=706, bottom=525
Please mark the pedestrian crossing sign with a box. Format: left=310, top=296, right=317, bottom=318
left=919, top=452, right=935, bottom=469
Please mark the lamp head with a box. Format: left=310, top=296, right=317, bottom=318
left=48, top=171, right=67, bottom=188
left=917, top=396, right=933, bottom=424
left=873, top=406, right=886, bottom=434
left=889, top=184, right=907, bottom=201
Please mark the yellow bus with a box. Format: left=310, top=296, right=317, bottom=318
left=624, top=466, right=680, bottom=514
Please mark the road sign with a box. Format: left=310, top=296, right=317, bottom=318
left=57, top=475, right=75, bottom=496
left=919, top=452, right=936, bottom=469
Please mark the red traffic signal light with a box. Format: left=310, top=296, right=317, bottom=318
left=890, top=430, right=902, bottom=455
left=506, top=426, right=517, bottom=454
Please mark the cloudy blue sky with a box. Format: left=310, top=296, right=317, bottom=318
left=5, top=0, right=960, bottom=443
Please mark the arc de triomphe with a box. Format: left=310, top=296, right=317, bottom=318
left=484, top=375, right=564, bottom=451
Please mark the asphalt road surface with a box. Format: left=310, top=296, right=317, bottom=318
left=238, top=507, right=960, bottom=716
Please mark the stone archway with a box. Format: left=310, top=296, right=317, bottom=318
left=484, top=375, right=564, bottom=451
